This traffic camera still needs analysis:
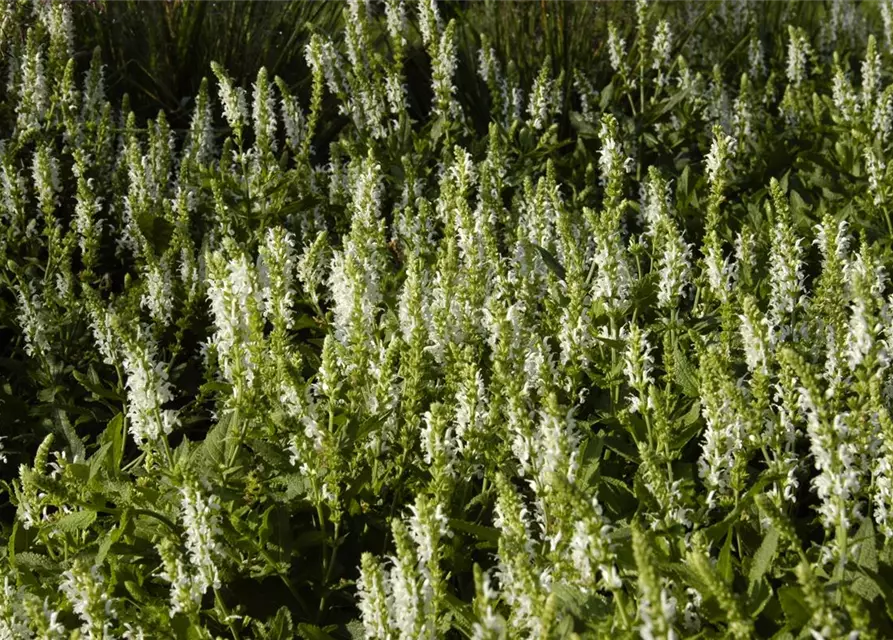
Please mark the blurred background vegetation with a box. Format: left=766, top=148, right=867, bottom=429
left=1, top=0, right=867, bottom=137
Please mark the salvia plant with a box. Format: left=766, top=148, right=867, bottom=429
left=5, top=0, right=893, bottom=638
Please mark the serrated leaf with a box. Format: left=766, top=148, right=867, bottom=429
left=674, top=343, right=699, bottom=398
left=854, top=516, right=877, bottom=571
left=748, top=527, right=779, bottom=595
left=96, top=522, right=124, bottom=566
left=193, top=411, right=232, bottom=472
left=54, top=509, right=97, bottom=533
left=277, top=473, right=310, bottom=501
left=854, top=566, right=893, bottom=619
left=88, top=441, right=112, bottom=482
left=15, top=552, right=55, bottom=571
left=265, top=607, right=295, bottom=640
left=569, top=110, right=598, bottom=137
left=445, top=592, right=475, bottom=638
left=135, top=210, right=174, bottom=255
left=344, top=620, right=366, bottom=640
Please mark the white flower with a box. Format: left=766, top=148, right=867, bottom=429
left=141, top=261, right=174, bottom=326
left=120, top=326, right=178, bottom=447
left=865, top=148, right=886, bottom=207
left=180, top=479, right=224, bottom=595
left=652, top=20, right=673, bottom=87
left=786, top=27, right=811, bottom=88
left=206, top=248, right=265, bottom=400
left=212, top=62, right=247, bottom=136
left=657, top=220, right=692, bottom=308
left=357, top=553, right=392, bottom=639
left=417, top=0, right=441, bottom=47
left=60, top=561, right=116, bottom=640
left=624, top=323, right=654, bottom=391
left=607, top=22, right=626, bottom=74
left=157, top=536, right=204, bottom=617
left=385, top=0, right=407, bottom=47
left=14, top=281, right=50, bottom=358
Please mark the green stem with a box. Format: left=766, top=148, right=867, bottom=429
left=214, top=587, right=242, bottom=640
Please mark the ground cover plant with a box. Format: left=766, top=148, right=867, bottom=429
left=4, top=0, right=893, bottom=638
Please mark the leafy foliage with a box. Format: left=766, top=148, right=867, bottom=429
left=3, top=0, right=893, bottom=638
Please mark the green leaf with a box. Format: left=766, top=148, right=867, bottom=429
left=717, top=529, right=734, bottom=585
left=533, top=244, right=566, bottom=282
left=445, top=591, right=475, bottom=638
left=673, top=343, right=699, bottom=398
left=73, top=369, right=124, bottom=402
left=199, top=381, right=233, bottom=396
left=193, top=411, right=233, bottom=472
left=778, top=586, right=809, bottom=629
left=344, top=620, right=365, bottom=640
left=748, top=527, right=779, bottom=595
left=54, top=410, right=86, bottom=463
left=677, top=165, right=690, bottom=201
left=681, top=400, right=701, bottom=426
left=53, top=509, right=97, bottom=533
left=135, top=210, right=175, bottom=255
left=15, top=552, right=55, bottom=572
left=101, top=412, right=125, bottom=474
left=669, top=401, right=703, bottom=452
left=644, top=85, right=691, bottom=124
left=854, top=566, right=893, bottom=619
left=449, top=519, right=500, bottom=545
left=747, top=579, right=773, bottom=618
left=88, top=442, right=112, bottom=482
left=96, top=520, right=125, bottom=566
left=264, top=607, right=295, bottom=640
left=569, top=111, right=598, bottom=137
left=578, top=434, right=605, bottom=486
left=854, top=516, right=878, bottom=571
left=296, top=623, right=337, bottom=640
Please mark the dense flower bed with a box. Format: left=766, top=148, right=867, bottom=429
left=2, top=1, right=893, bottom=638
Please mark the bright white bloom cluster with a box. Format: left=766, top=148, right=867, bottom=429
left=417, top=0, right=441, bottom=47
left=786, top=27, right=811, bottom=88
left=607, top=22, right=627, bottom=75
left=768, top=187, right=805, bottom=340
left=31, top=147, right=60, bottom=214
left=140, top=261, right=174, bottom=326
left=597, top=118, right=633, bottom=185
left=206, top=246, right=266, bottom=402
left=211, top=61, right=247, bottom=142
left=14, top=281, right=50, bottom=358
left=179, top=478, right=224, bottom=596
left=157, top=536, right=204, bottom=617
left=739, top=295, right=771, bottom=376
left=705, top=128, right=735, bottom=186
left=657, top=221, right=692, bottom=309
left=527, top=62, right=556, bottom=130
left=652, top=20, right=672, bottom=87
left=864, top=148, right=886, bottom=207
left=60, top=561, right=116, bottom=640
left=357, top=552, right=392, bottom=639
left=259, top=227, right=297, bottom=330
left=121, top=324, right=178, bottom=447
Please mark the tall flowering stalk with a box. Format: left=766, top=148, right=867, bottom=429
left=205, top=242, right=266, bottom=409
left=118, top=320, right=178, bottom=454
left=767, top=179, right=806, bottom=343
